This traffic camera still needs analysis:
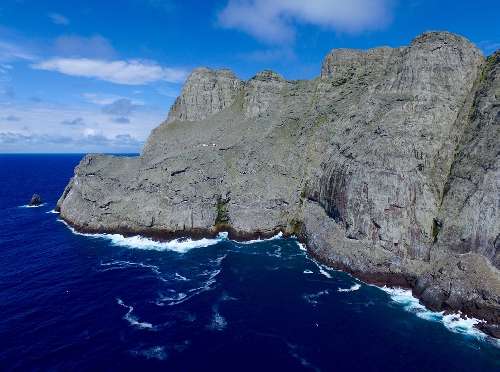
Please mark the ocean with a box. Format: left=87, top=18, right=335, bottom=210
left=0, top=154, right=498, bottom=371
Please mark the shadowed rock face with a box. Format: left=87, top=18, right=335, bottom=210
left=57, top=32, right=500, bottom=334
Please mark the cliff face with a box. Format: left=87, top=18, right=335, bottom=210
left=57, top=32, right=500, bottom=334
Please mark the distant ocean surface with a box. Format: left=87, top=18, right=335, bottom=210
left=0, top=154, right=499, bottom=371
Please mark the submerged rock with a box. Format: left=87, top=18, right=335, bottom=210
left=29, top=194, right=42, bottom=206
left=56, top=32, right=500, bottom=335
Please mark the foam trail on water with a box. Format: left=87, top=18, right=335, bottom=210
left=174, top=273, right=189, bottom=281
left=381, top=287, right=499, bottom=345
left=46, top=209, right=60, bottom=214
left=338, top=283, right=361, bottom=292
left=19, top=203, right=46, bottom=208
left=116, top=298, right=154, bottom=330
left=155, top=255, right=225, bottom=307
left=99, top=260, right=161, bottom=275
left=130, top=346, right=167, bottom=360
left=303, top=290, right=329, bottom=305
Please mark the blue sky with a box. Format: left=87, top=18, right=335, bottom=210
left=0, top=0, right=499, bottom=153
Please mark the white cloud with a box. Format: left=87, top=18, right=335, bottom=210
left=48, top=13, right=70, bottom=25
left=53, top=35, right=116, bottom=59
left=31, top=58, right=187, bottom=85
left=2, top=114, right=21, bottom=122
left=101, top=98, right=138, bottom=116
left=218, top=0, right=393, bottom=44
left=0, top=40, right=36, bottom=62
left=61, top=117, right=85, bottom=126
left=0, top=102, right=166, bottom=152
left=82, top=92, right=142, bottom=105
left=0, top=131, right=143, bottom=152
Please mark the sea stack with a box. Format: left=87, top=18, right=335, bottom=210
left=29, top=194, right=42, bottom=206
left=56, top=32, right=500, bottom=336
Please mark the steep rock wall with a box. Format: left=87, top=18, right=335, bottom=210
left=57, top=32, right=500, bottom=334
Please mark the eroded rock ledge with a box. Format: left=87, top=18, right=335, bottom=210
left=57, top=32, right=500, bottom=337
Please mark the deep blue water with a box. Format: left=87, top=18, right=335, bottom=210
left=0, top=154, right=499, bottom=371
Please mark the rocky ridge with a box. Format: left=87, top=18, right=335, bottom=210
left=57, top=32, right=500, bottom=337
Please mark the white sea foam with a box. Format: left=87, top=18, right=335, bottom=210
left=156, top=291, right=188, bottom=306
left=380, top=287, right=497, bottom=343
left=155, top=261, right=223, bottom=307
left=57, top=219, right=221, bottom=253
left=58, top=218, right=284, bottom=253
left=296, top=242, right=307, bottom=252
left=337, top=283, right=361, bottom=292
left=318, top=267, right=332, bottom=278
left=267, top=246, right=282, bottom=258
left=46, top=209, right=60, bottom=214
left=287, top=343, right=320, bottom=372
left=116, top=298, right=154, bottom=330
left=106, top=234, right=221, bottom=253
left=58, top=217, right=286, bottom=253
left=174, top=273, right=189, bottom=281
left=99, top=260, right=161, bottom=275
left=303, top=290, right=329, bottom=305
left=310, top=260, right=333, bottom=278
left=131, top=346, right=168, bottom=360
left=238, top=232, right=283, bottom=245
left=19, top=203, right=46, bottom=208
left=220, top=292, right=238, bottom=301
left=208, top=305, right=227, bottom=331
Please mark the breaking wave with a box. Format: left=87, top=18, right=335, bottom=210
left=311, top=260, right=333, bottom=278
left=296, top=242, right=307, bottom=252
left=381, top=287, right=498, bottom=345
left=59, top=219, right=287, bottom=253
left=19, top=203, right=46, bottom=208
left=238, top=232, right=283, bottom=245
left=338, top=283, right=361, bottom=292
left=58, top=219, right=221, bottom=253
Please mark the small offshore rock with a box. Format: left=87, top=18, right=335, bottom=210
left=29, top=194, right=42, bottom=206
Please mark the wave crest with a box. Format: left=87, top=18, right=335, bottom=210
left=338, top=283, right=361, bottom=292
left=381, top=287, right=499, bottom=345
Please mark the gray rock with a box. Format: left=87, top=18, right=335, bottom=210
left=438, top=51, right=500, bottom=267
left=29, top=193, right=42, bottom=206
left=167, top=67, right=243, bottom=123
left=57, top=32, right=500, bottom=335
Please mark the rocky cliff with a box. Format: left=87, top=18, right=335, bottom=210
left=57, top=32, right=500, bottom=336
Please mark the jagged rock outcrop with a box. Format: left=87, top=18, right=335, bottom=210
left=29, top=193, right=42, bottom=206
left=167, top=67, right=243, bottom=123
left=57, top=32, right=500, bottom=336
